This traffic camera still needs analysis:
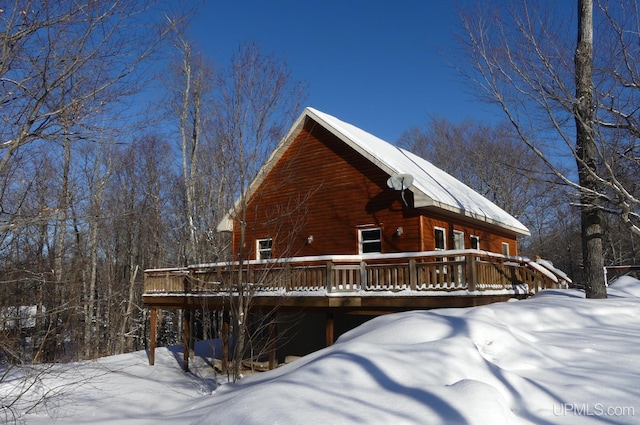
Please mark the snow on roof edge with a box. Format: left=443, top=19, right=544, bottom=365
left=305, top=107, right=530, bottom=236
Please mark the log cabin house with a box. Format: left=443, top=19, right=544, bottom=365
left=143, top=107, right=569, bottom=371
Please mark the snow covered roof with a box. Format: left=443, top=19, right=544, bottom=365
left=219, top=107, right=530, bottom=236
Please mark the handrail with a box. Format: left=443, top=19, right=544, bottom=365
left=177, top=249, right=533, bottom=269
left=143, top=250, right=569, bottom=296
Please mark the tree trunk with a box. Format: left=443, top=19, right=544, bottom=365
left=575, top=0, right=606, bottom=298
left=178, top=41, right=199, bottom=265
left=120, top=264, right=139, bottom=353
left=233, top=212, right=247, bottom=381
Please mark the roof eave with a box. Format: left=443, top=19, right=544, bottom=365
left=414, top=197, right=530, bottom=237
left=216, top=215, right=234, bottom=232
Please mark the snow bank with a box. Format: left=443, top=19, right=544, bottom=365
left=608, top=275, right=640, bottom=298
left=192, top=287, right=640, bottom=425
left=8, top=283, right=640, bottom=424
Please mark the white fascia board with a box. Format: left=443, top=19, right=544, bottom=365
left=414, top=197, right=531, bottom=236
left=216, top=214, right=234, bottom=232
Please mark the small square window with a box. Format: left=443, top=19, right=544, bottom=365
left=257, top=238, right=273, bottom=260
left=360, top=228, right=382, bottom=253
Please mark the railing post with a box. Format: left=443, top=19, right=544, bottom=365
left=326, top=261, right=333, bottom=293
left=467, top=254, right=477, bottom=292
left=360, top=262, right=367, bottom=291
left=285, top=263, right=291, bottom=292
left=216, top=266, right=222, bottom=288
left=409, top=259, right=417, bottom=291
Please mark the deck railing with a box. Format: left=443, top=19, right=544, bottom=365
left=144, top=250, right=569, bottom=297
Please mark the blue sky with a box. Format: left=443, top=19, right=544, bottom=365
left=191, top=1, right=503, bottom=143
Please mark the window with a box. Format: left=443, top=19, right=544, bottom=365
left=434, top=227, right=446, bottom=251
left=453, top=230, right=464, bottom=251
left=502, top=242, right=510, bottom=256
left=359, top=228, right=382, bottom=254
left=452, top=230, right=465, bottom=284
left=257, top=238, right=273, bottom=260
left=470, top=235, right=480, bottom=250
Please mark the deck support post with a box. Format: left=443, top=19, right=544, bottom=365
left=149, top=307, right=157, bottom=365
left=222, top=309, right=230, bottom=374
left=189, top=309, right=195, bottom=360
left=326, top=312, right=334, bottom=346
left=182, top=308, right=191, bottom=372
left=268, top=318, right=277, bottom=370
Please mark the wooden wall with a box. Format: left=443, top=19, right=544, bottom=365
left=420, top=213, right=519, bottom=256
left=233, top=117, right=519, bottom=260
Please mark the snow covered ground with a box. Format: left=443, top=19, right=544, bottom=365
left=4, top=277, right=640, bottom=424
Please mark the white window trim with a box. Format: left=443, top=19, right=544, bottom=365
left=452, top=230, right=465, bottom=284
left=470, top=235, right=480, bottom=250
left=453, top=230, right=465, bottom=250
left=501, top=242, right=510, bottom=256
left=434, top=226, right=447, bottom=251
left=358, top=227, right=382, bottom=254
left=256, top=238, right=273, bottom=260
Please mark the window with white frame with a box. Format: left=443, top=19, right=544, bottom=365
left=359, top=228, right=382, bottom=254
left=256, top=238, right=273, bottom=260
left=452, top=230, right=465, bottom=284
left=470, top=235, right=480, bottom=250
left=501, top=242, right=510, bottom=256
left=434, top=227, right=446, bottom=251
left=453, top=230, right=464, bottom=251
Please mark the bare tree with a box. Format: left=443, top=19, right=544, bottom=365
left=0, top=0, right=178, bottom=366
left=213, top=42, right=307, bottom=380
left=454, top=0, right=640, bottom=297
left=162, top=19, right=218, bottom=266
left=398, top=118, right=559, bottom=228
left=99, top=135, right=174, bottom=354
left=575, top=0, right=606, bottom=297
left=1, top=1, right=165, bottom=178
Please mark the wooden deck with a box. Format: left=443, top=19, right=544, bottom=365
left=143, top=249, right=568, bottom=310
left=143, top=250, right=569, bottom=370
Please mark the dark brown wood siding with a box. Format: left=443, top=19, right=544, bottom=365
left=233, top=117, right=520, bottom=259
left=420, top=213, right=520, bottom=255
left=234, top=118, right=421, bottom=259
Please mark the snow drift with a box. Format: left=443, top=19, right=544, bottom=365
left=6, top=277, right=640, bottom=424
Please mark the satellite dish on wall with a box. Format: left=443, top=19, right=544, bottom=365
left=386, top=174, right=413, bottom=207
left=386, top=174, right=413, bottom=191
